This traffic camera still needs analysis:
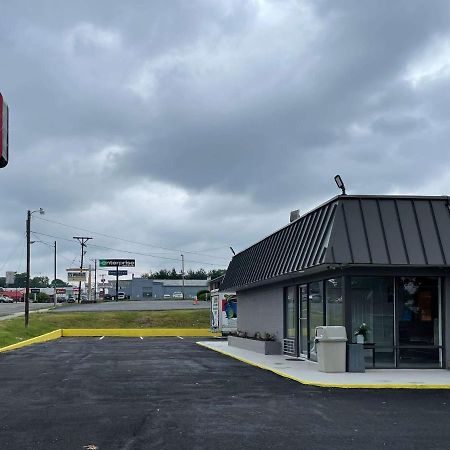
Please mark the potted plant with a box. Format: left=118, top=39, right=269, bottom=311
left=354, top=323, right=369, bottom=344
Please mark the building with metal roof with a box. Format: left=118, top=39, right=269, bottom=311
left=222, top=194, right=450, bottom=370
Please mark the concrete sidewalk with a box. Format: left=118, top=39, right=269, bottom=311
left=198, top=340, right=450, bottom=389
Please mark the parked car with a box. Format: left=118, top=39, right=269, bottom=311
left=67, top=296, right=76, bottom=303
left=117, top=292, right=125, bottom=300
left=0, top=295, right=13, bottom=303
left=103, top=294, right=113, bottom=301
left=163, top=294, right=171, bottom=299
left=172, top=292, right=183, bottom=299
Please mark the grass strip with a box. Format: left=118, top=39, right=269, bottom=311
left=0, top=309, right=210, bottom=347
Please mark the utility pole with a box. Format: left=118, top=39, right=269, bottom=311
left=25, top=208, right=45, bottom=327
left=53, top=241, right=57, bottom=307
left=181, top=254, right=185, bottom=300
left=25, top=211, right=31, bottom=328
left=73, top=237, right=92, bottom=303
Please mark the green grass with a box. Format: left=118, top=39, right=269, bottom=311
left=0, top=309, right=210, bottom=348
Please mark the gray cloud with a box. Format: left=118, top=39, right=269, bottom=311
left=2, top=0, right=450, bottom=279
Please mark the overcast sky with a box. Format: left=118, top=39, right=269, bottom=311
left=1, top=0, right=450, bottom=281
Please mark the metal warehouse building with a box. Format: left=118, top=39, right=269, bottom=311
left=222, top=194, right=450, bottom=370
left=116, top=278, right=208, bottom=300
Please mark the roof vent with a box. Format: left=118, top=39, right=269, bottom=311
left=290, top=209, right=300, bottom=222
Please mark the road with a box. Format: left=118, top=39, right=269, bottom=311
left=0, top=337, right=449, bottom=449
left=0, top=302, right=55, bottom=318
left=55, top=299, right=210, bottom=313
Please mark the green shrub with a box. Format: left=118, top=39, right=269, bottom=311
left=196, top=289, right=210, bottom=301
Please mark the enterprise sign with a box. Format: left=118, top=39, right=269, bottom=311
left=99, top=259, right=135, bottom=267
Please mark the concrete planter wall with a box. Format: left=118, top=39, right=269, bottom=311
left=228, top=336, right=282, bottom=355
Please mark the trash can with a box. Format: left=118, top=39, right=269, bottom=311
left=347, top=343, right=365, bottom=373
left=315, top=326, right=347, bottom=373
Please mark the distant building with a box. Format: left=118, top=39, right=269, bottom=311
left=113, top=278, right=209, bottom=300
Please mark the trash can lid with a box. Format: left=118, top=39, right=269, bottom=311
left=315, top=326, right=347, bottom=341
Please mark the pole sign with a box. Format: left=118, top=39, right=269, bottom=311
left=5, top=271, right=15, bottom=285
left=0, top=92, right=9, bottom=168
left=56, top=288, right=66, bottom=294
left=30, top=288, right=40, bottom=294
left=67, top=272, right=86, bottom=282
left=108, top=270, right=128, bottom=276
left=99, top=259, right=135, bottom=267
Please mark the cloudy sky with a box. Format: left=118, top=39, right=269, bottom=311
left=1, top=0, right=450, bottom=281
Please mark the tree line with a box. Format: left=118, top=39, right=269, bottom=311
left=0, top=273, right=69, bottom=288
left=141, top=268, right=226, bottom=280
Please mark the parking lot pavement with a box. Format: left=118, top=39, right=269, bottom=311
left=0, top=338, right=449, bottom=450
left=56, top=299, right=210, bottom=312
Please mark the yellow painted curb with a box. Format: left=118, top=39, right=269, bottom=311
left=196, top=342, right=450, bottom=390
left=0, top=329, right=220, bottom=354
left=0, top=329, right=62, bottom=353
left=62, top=328, right=220, bottom=337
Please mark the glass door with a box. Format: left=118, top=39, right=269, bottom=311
left=396, top=277, right=442, bottom=368
left=308, top=282, right=324, bottom=362
left=298, top=285, right=308, bottom=357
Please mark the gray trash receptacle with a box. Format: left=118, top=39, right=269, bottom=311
left=347, top=343, right=365, bottom=373
left=315, top=326, right=347, bottom=373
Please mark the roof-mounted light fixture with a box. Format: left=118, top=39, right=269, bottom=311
left=334, top=175, right=346, bottom=195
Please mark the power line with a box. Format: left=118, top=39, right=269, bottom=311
left=34, top=216, right=229, bottom=260
left=31, top=231, right=226, bottom=267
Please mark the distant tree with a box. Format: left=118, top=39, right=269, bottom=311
left=50, top=279, right=69, bottom=287
left=207, top=269, right=227, bottom=280
left=13, top=272, right=28, bottom=287
left=36, top=292, right=50, bottom=303
left=185, top=269, right=207, bottom=280
left=31, top=276, right=50, bottom=288
left=142, top=268, right=226, bottom=280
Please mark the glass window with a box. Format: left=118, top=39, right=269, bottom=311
left=285, top=286, right=296, bottom=338
left=350, top=277, right=395, bottom=368
left=308, top=281, right=323, bottom=361
left=325, top=278, right=343, bottom=326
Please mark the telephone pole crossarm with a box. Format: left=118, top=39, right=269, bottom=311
left=73, top=237, right=92, bottom=303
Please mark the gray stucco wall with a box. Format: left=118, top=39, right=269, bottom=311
left=237, top=285, right=284, bottom=342
left=445, top=276, right=450, bottom=369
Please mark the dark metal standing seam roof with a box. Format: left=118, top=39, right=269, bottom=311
left=221, top=195, right=450, bottom=291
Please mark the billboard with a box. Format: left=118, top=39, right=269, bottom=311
left=56, top=288, right=66, bottom=294
left=67, top=272, right=86, bottom=282
left=0, top=93, right=9, bottom=168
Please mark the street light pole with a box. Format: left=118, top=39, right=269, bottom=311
left=94, top=259, right=97, bottom=302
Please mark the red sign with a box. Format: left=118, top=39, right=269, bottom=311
left=56, top=288, right=66, bottom=294
left=0, top=93, right=9, bottom=168
left=73, top=287, right=79, bottom=293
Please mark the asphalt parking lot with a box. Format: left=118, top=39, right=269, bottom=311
left=0, top=338, right=449, bottom=450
